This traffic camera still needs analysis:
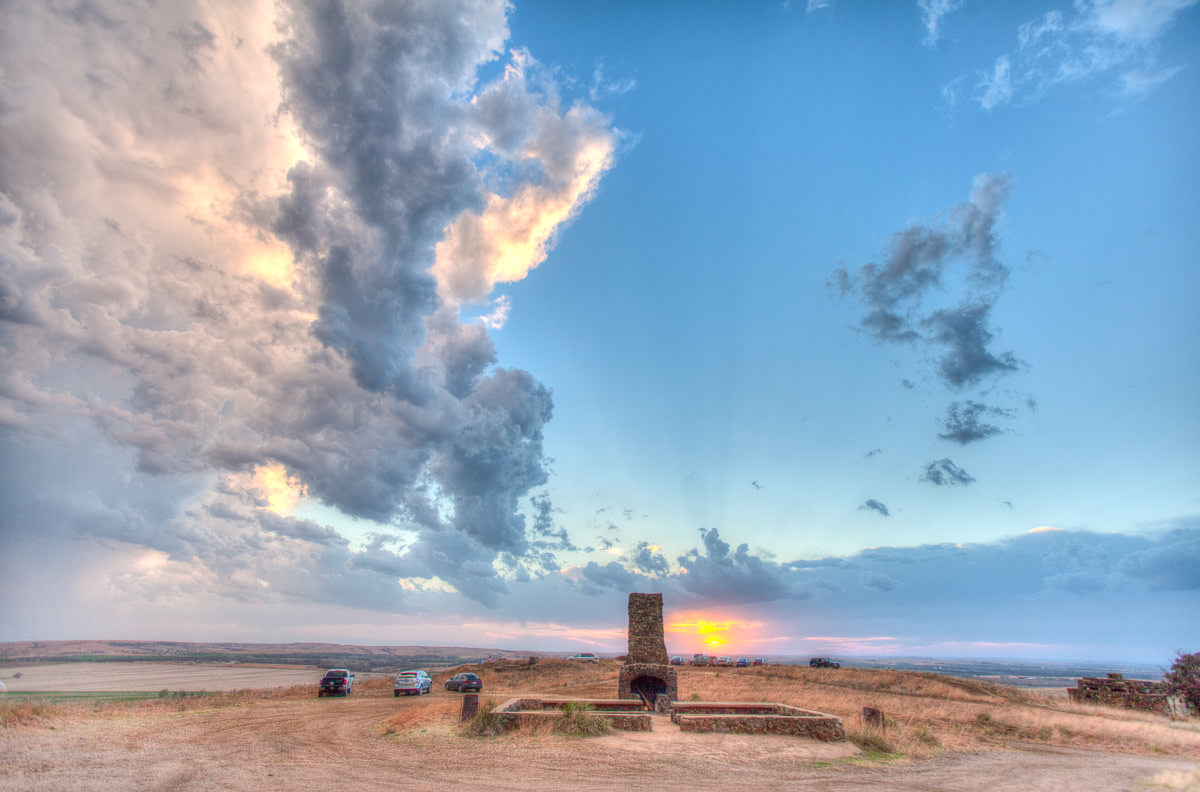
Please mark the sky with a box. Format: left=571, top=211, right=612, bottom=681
left=0, top=0, right=1197, bottom=665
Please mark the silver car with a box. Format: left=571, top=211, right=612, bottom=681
left=393, top=669, right=432, bottom=696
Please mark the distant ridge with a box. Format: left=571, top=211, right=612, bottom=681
left=0, top=640, right=534, bottom=671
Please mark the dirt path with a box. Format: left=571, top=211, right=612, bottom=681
left=3, top=689, right=1197, bottom=792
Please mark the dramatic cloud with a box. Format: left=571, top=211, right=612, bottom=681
left=832, top=173, right=1020, bottom=392
left=0, top=0, right=619, bottom=610
left=966, top=0, right=1197, bottom=108
left=939, top=401, right=1014, bottom=445
left=859, top=499, right=891, bottom=517
left=920, top=458, right=975, bottom=486
left=676, top=529, right=812, bottom=604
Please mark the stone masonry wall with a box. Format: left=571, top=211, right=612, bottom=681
left=1067, top=673, right=1171, bottom=714
left=626, top=593, right=669, bottom=665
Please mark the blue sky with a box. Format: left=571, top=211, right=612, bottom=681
left=1, top=0, right=1196, bottom=663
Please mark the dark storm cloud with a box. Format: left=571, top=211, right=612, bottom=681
left=859, top=498, right=890, bottom=517
left=939, top=400, right=1014, bottom=444
left=0, top=0, right=618, bottom=611
left=920, top=458, right=976, bottom=486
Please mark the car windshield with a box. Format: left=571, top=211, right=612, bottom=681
left=326, top=671, right=346, bottom=678
left=463, top=674, right=479, bottom=680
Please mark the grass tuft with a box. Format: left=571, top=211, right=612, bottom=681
left=464, top=699, right=507, bottom=737
left=554, top=701, right=612, bottom=737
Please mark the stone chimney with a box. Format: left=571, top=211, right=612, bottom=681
left=618, top=593, right=678, bottom=706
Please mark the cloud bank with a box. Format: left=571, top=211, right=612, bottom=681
left=0, top=0, right=617, bottom=610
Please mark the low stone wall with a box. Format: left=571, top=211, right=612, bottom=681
left=493, top=697, right=652, bottom=731
left=490, top=697, right=844, bottom=740
left=1067, top=674, right=1171, bottom=715
left=676, top=714, right=845, bottom=741
left=669, top=701, right=845, bottom=741
left=532, top=698, right=649, bottom=712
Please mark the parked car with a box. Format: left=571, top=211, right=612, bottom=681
left=568, top=652, right=600, bottom=663
left=735, top=657, right=750, bottom=667
left=752, top=658, right=767, bottom=667
left=809, top=657, right=841, bottom=669
left=670, top=656, right=683, bottom=665
left=691, top=653, right=710, bottom=666
left=394, top=669, right=433, bottom=696
left=318, top=668, right=355, bottom=697
left=715, top=656, right=732, bottom=667
left=444, top=672, right=482, bottom=692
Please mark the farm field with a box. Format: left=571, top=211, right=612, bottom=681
left=2, top=659, right=1198, bottom=791
left=1, top=662, right=334, bottom=693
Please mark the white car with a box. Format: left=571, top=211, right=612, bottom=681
left=393, top=669, right=432, bottom=696
left=568, top=652, right=600, bottom=663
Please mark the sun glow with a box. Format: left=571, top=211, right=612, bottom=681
left=666, top=615, right=763, bottom=649
left=251, top=464, right=307, bottom=516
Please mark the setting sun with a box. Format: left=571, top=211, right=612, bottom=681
left=666, top=615, right=762, bottom=650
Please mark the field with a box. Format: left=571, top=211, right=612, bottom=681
left=2, top=658, right=1198, bottom=791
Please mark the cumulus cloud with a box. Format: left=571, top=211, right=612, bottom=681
left=0, top=0, right=620, bottom=611
left=920, top=458, right=975, bottom=486
left=432, top=50, right=618, bottom=306
left=968, top=0, right=1197, bottom=109
left=939, top=401, right=1014, bottom=444
left=859, top=499, right=891, bottom=517
left=677, top=528, right=812, bottom=604
left=632, top=541, right=670, bottom=576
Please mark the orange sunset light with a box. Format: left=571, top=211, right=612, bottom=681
left=665, top=615, right=762, bottom=649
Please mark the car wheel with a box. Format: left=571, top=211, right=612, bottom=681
left=393, top=690, right=399, bottom=697
left=318, top=690, right=324, bottom=697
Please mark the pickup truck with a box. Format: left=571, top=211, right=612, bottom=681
left=318, top=668, right=355, bottom=696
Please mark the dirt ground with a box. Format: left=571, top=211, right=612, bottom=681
left=2, top=664, right=1198, bottom=792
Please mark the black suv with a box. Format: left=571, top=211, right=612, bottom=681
left=809, top=657, right=841, bottom=669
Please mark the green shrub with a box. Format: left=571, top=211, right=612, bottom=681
left=1164, top=651, right=1200, bottom=713
left=555, top=701, right=612, bottom=737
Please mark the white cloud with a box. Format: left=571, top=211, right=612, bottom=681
left=918, top=0, right=962, bottom=46
left=979, top=55, right=1015, bottom=110
left=966, top=0, right=1195, bottom=109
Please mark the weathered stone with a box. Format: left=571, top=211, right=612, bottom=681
left=862, top=706, right=885, bottom=729
left=618, top=593, right=678, bottom=704
left=460, top=693, right=479, bottom=722
left=1067, top=676, right=1172, bottom=714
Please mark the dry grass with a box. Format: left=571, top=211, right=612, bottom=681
left=7, top=659, right=1197, bottom=763
left=0, top=684, right=314, bottom=728
left=674, top=663, right=1200, bottom=759
left=431, top=660, right=1200, bottom=760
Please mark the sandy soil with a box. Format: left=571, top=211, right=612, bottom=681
left=2, top=665, right=1198, bottom=791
